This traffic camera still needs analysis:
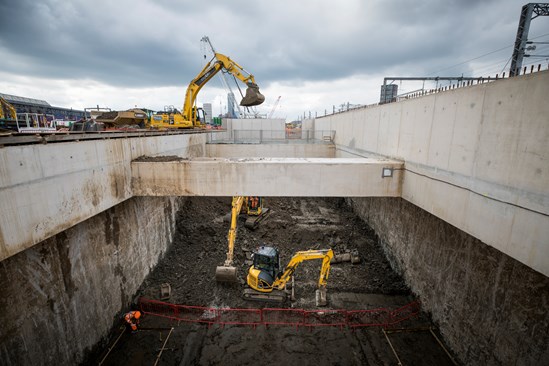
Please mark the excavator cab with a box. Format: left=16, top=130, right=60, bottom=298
left=248, top=246, right=281, bottom=290
left=192, top=106, right=206, bottom=126
left=240, top=83, right=265, bottom=107
left=246, top=197, right=262, bottom=216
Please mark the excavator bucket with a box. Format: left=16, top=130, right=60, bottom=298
left=215, top=265, right=238, bottom=283
left=240, top=83, right=265, bottom=107
left=315, top=287, right=328, bottom=307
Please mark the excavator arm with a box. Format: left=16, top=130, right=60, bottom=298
left=215, top=196, right=246, bottom=282
left=182, top=52, right=265, bottom=126
left=0, top=96, right=19, bottom=130
left=272, top=249, right=334, bottom=290
left=225, top=196, right=246, bottom=266
left=0, top=97, right=17, bottom=121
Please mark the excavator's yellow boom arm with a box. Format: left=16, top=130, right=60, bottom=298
left=0, top=97, right=17, bottom=120
left=272, top=249, right=334, bottom=290
left=225, top=196, right=246, bottom=265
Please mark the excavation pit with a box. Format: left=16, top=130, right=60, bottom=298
left=88, top=197, right=457, bottom=365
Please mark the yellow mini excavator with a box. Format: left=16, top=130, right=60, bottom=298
left=244, top=246, right=334, bottom=306
left=222, top=196, right=270, bottom=230
left=151, top=52, right=265, bottom=129
left=242, top=196, right=271, bottom=229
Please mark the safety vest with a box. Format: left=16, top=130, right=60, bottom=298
left=124, top=311, right=138, bottom=323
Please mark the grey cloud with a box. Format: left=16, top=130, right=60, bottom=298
left=0, top=0, right=547, bottom=89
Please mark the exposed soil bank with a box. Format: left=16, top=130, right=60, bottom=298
left=0, top=197, right=184, bottom=366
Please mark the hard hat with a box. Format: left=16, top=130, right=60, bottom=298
left=134, top=311, right=141, bottom=319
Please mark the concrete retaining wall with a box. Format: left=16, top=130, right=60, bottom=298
left=312, top=72, right=549, bottom=364
left=315, top=71, right=549, bottom=277
left=211, top=118, right=286, bottom=141
left=132, top=158, right=403, bottom=197
left=0, top=133, right=206, bottom=262
left=0, top=196, right=183, bottom=366
left=349, top=197, right=549, bottom=366
left=206, top=143, right=335, bottom=158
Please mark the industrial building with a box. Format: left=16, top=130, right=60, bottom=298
left=0, top=92, right=88, bottom=122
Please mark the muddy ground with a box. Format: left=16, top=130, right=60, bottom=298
left=89, top=197, right=457, bottom=365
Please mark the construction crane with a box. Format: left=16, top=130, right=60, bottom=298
left=268, top=96, right=281, bottom=119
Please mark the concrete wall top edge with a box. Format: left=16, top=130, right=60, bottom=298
left=133, top=157, right=403, bottom=164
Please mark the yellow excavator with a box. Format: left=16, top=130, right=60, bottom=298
left=0, top=96, right=18, bottom=131
left=150, top=52, right=265, bottom=129
left=216, top=197, right=270, bottom=282
left=222, top=196, right=270, bottom=230
left=244, top=246, right=334, bottom=306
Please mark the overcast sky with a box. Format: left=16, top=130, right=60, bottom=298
left=1, top=0, right=548, bottom=121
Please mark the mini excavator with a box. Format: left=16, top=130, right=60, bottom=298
left=244, top=246, right=334, bottom=306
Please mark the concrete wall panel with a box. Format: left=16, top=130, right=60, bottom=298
left=132, top=158, right=403, bottom=197
left=408, top=100, right=434, bottom=165
left=205, top=143, right=335, bottom=158
left=428, top=92, right=458, bottom=170
left=447, top=87, right=484, bottom=176
left=0, top=134, right=207, bottom=262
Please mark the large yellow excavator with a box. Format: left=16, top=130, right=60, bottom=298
left=244, top=246, right=334, bottom=306
left=150, top=52, right=265, bottom=129
left=216, top=196, right=270, bottom=282
left=0, top=96, right=18, bottom=130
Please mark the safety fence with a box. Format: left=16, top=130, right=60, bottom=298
left=138, top=297, right=421, bottom=329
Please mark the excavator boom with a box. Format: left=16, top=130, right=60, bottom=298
left=216, top=196, right=245, bottom=282
left=273, top=249, right=333, bottom=290
left=151, top=49, right=264, bottom=129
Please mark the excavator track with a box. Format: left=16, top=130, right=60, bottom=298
left=242, top=288, right=288, bottom=303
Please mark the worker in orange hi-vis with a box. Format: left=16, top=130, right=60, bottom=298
left=124, top=310, right=141, bottom=333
